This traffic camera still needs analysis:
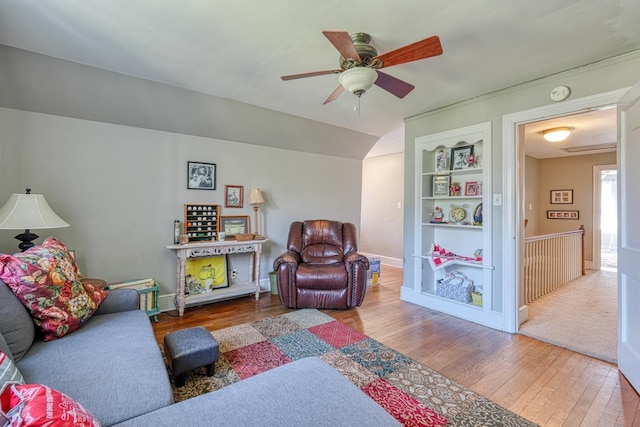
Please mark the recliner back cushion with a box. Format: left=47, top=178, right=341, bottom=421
left=0, top=280, right=34, bottom=362
left=300, top=220, right=344, bottom=264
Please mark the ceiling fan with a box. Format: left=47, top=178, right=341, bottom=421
left=281, top=31, right=443, bottom=105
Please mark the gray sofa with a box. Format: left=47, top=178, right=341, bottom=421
left=0, top=280, right=400, bottom=426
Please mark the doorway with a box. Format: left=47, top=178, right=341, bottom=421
left=501, top=88, right=628, bottom=334
left=598, top=167, right=617, bottom=271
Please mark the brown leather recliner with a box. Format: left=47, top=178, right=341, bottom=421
left=273, top=220, right=370, bottom=309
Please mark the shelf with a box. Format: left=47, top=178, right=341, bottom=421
left=423, top=167, right=483, bottom=177
left=423, top=196, right=483, bottom=201
left=423, top=291, right=483, bottom=309
left=422, top=222, right=483, bottom=229
left=413, top=254, right=494, bottom=270
left=184, top=281, right=258, bottom=307
left=410, top=122, right=498, bottom=330
left=184, top=203, right=220, bottom=243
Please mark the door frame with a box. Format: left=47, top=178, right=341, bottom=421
left=501, top=88, right=629, bottom=333
left=593, top=164, right=617, bottom=270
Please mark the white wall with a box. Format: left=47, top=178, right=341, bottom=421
left=0, top=108, right=364, bottom=306
left=360, top=152, right=404, bottom=266
left=524, top=155, right=540, bottom=237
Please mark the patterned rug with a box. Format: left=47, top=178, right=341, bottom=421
left=166, top=309, right=538, bottom=427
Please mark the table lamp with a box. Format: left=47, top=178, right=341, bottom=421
left=0, top=188, right=70, bottom=251
left=248, top=188, right=265, bottom=240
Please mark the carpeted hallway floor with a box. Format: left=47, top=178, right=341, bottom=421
left=518, top=269, right=617, bottom=363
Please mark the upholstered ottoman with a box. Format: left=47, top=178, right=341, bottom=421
left=164, top=326, right=219, bottom=387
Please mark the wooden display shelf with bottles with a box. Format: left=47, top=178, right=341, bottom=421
left=401, top=121, right=503, bottom=331
left=183, top=204, right=220, bottom=243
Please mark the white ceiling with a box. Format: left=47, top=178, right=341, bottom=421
left=524, top=107, right=617, bottom=159
left=0, top=1, right=638, bottom=158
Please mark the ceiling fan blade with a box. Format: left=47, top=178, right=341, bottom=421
left=281, top=69, right=341, bottom=81
left=372, top=35, right=442, bottom=68
left=374, top=71, right=415, bottom=98
left=322, top=31, right=361, bottom=62
left=322, top=85, right=345, bottom=105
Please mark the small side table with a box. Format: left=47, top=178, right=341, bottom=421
left=84, top=278, right=107, bottom=289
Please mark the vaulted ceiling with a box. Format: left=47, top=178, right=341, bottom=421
left=0, top=1, right=638, bottom=158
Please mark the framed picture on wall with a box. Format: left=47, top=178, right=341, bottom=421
left=547, top=210, right=579, bottom=219
left=550, top=189, right=573, bottom=204
left=187, top=161, right=216, bottom=190
left=225, top=185, right=244, bottom=208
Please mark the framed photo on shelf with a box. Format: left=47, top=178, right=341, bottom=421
left=547, top=210, right=579, bottom=219
left=187, top=161, right=216, bottom=190
left=184, top=255, right=228, bottom=293
left=465, top=181, right=480, bottom=196
left=219, top=215, right=250, bottom=240
left=433, top=175, right=451, bottom=197
left=450, top=145, right=474, bottom=170
left=435, top=149, right=448, bottom=172
left=225, top=185, right=244, bottom=208
left=550, top=189, right=573, bottom=204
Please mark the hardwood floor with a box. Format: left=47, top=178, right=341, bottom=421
left=152, top=266, right=640, bottom=426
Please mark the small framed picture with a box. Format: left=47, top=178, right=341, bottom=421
left=465, top=181, right=480, bottom=196
left=219, top=215, right=250, bottom=240
left=187, top=161, right=216, bottom=190
left=225, top=185, right=244, bottom=208
left=550, top=189, right=573, bottom=204
left=433, top=175, right=451, bottom=197
left=435, top=149, right=448, bottom=172
left=547, top=210, right=579, bottom=219
left=450, top=145, right=474, bottom=170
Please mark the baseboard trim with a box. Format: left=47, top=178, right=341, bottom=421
left=518, top=305, right=529, bottom=326
left=360, top=253, right=403, bottom=268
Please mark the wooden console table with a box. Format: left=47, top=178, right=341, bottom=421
left=166, top=239, right=267, bottom=316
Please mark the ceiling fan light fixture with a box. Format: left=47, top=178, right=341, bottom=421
left=338, top=67, right=378, bottom=97
left=543, top=127, right=572, bottom=142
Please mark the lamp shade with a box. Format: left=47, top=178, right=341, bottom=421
left=248, top=189, right=265, bottom=205
left=338, top=67, right=378, bottom=96
left=0, top=192, right=70, bottom=230
left=543, top=127, right=572, bottom=142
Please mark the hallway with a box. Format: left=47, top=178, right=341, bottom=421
left=519, top=270, right=617, bottom=363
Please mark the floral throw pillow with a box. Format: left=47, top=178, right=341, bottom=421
left=0, top=237, right=108, bottom=341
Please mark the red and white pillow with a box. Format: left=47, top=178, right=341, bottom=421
left=0, top=237, right=108, bottom=341
left=1, top=383, right=101, bottom=427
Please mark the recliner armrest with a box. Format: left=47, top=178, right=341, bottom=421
left=344, top=252, right=370, bottom=270
left=273, top=251, right=300, bottom=270
left=95, top=288, right=140, bottom=315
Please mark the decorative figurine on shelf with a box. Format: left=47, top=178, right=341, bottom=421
left=450, top=181, right=461, bottom=196
left=468, top=152, right=476, bottom=168
left=430, top=206, right=444, bottom=223
left=473, top=203, right=483, bottom=225
left=436, top=149, right=447, bottom=171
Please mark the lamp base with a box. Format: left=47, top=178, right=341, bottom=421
left=252, top=234, right=266, bottom=240
left=15, top=229, right=39, bottom=251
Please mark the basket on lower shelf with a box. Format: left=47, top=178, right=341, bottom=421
left=107, top=278, right=160, bottom=322
left=436, top=271, right=474, bottom=304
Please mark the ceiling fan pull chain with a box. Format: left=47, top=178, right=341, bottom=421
left=355, top=96, right=361, bottom=114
